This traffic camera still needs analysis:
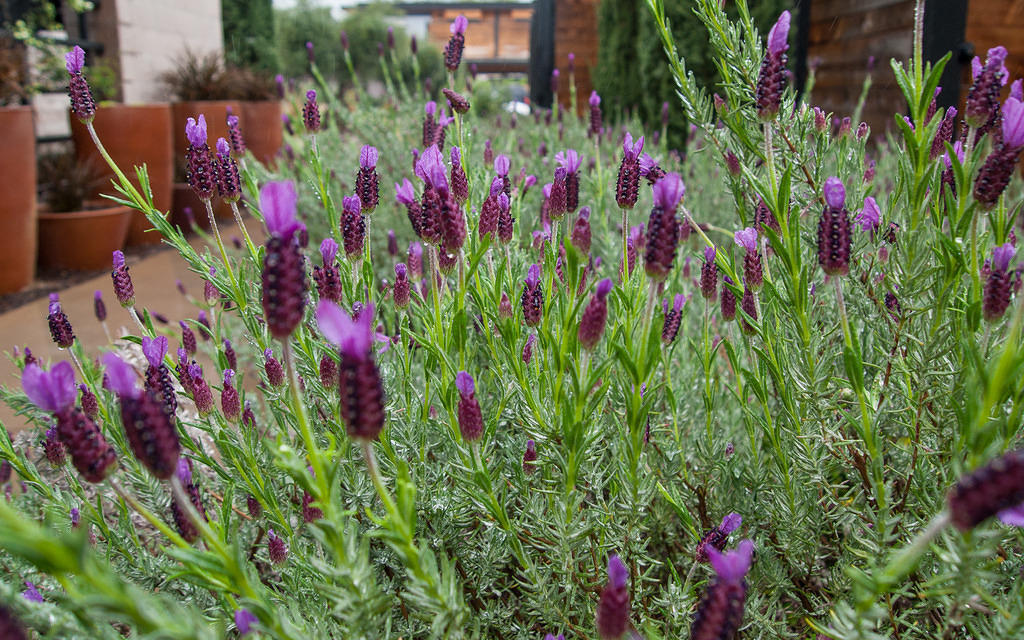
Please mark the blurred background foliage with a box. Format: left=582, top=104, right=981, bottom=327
left=595, top=0, right=793, bottom=149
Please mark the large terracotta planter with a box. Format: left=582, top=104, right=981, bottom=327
left=37, top=205, right=131, bottom=271
left=171, top=101, right=242, bottom=159
left=0, top=106, right=37, bottom=294
left=70, top=103, right=173, bottom=246
left=240, top=100, right=283, bottom=167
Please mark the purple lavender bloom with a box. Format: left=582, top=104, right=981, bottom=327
left=767, top=11, right=791, bottom=55
left=22, top=362, right=77, bottom=414
left=855, top=196, right=881, bottom=232
left=303, top=90, right=320, bottom=133
left=316, top=301, right=385, bottom=441
left=734, top=227, right=758, bottom=253
left=261, top=181, right=301, bottom=238
left=589, top=90, right=602, bottom=136
left=93, top=290, right=107, bottom=322
left=185, top=115, right=207, bottom=148
left=653, top=173, right=685, bottom=213
left=320, top=238, right=339, bottom=265
left=111, top=250, right=135, bottom=307
left=65, top=45, right=95, bottom=122
left=1003, top=97, right=1024, bottom=149
left=596, top=555, right=630, bottom=639
left=142, top=335, right=169, bottom=369
left=235, top=609, right=258, bottom=635
left=756, top=11, right=791, bottom=119
left=415, top=145, right=449, bottom=195
left=494, top=154, right=510, bottom=177
left=824, top=176, right=846, bottom=209
left=65, top=46, right=85, bottom=74
left=966, top=46, right=1009, bottom=129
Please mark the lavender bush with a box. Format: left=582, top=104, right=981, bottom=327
left=1, top=1, right=1023, bottom=638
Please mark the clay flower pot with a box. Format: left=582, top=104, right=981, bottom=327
left=0, top=106, right=37, bottom=294
left=240, top=100, right=283, bottom=166
left=70, top=103, right=173, bottom=246
left=37, top=204, right=131, bottom=271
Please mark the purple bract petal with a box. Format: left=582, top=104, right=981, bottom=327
left=316, top=300, right=374, bottom=357
left=494, top=154, right=510, bottom=176
left=112, top=250, right=126, bottom=269
left=455, top=371, right=475, bottom=396
left=395, top=263, right=407, bottom=279
left=607, top=554, right=628, bottom=589
left=235, top=608, right=258, bottom=635
left=823, top=176, right=846, bottom=209
left=216, top=137, right=230, bottom=156
left=993, top=242, right=1016, bottom=272
left=596, top=278, right=613, bottom=299
left=320, top=238, right=339, bottom=264
left=652, top=173, right=685, bottom=211
left=22, top=362, right=77, bottom=413
left=360, top=145, right=379, bottom=169
left=415, top=145, right=449, bottom=194
left=450, top=146, right=461, bottom=165
left=720, top=512, right=742, bottom=534
left=734, top=227, right=759, bottom=253
left=1011, top=79, right=1023, bottom=102
left=343, top=195, right=362, bottom=215
left=767, top=11, right=791, bottom=55
left=555, top=149, right=581, bottom=173
left=1002, top=97, right=1024, bottom=148
left=451, top=15, right=468, bottom=35
left=65, top=45, right=85, bottom=75
left=22, top=582, right=43, bottom=603
left=526, top=264, right=541, bottom=288
left=708, top=538, right=754, bottom=583
left=589, top=90, right=600, bottom=107
left=855, top=197, right=881, bottom=231
left=705, top=246, right=717, bottom=262
left=998, top=503, right=1024, bottom=527
left=142, top=335, right=169, bottom=368
left=395, top=178, right=416, bottom=205
left=260, top=181, right=301, bottom=237
left=102, top=353, right=139, bottom=398
left=424, top=101, right=437, bottom=117
left=185, top=115, right=207, bottom=148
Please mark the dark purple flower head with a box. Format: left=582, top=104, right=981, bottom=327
left=652, top=173, right=685, bottom=212
left=949, top=449, right=1024, bottom=530
left=824, top=176, right=846, bottom=209
left=261, top=181, right=301, bottom=238
left=360, top=145, right=378, bottom=170
left=185, top=115, right=207, bottom=148
left=65, top=46, right=85, bottom=74
left=303, top=90, right=320, bottom=133
left=767, top=10, right=791, bottom=55
left=142, top=336, right=168, bottom=369
left=22, top=362, right=77, bottom=414
left=596, top=554, right=630, bottom=639
left=93, top=290, right=106, bottom=322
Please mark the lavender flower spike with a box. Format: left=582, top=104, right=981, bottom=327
left=22, top=362, right=77, bottom=414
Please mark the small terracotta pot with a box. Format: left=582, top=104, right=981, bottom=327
left=70, top=103, right=174, bottom=246
left=171, top=101, right=242, bottom=160
left=241, top=100, right=283, bottom=166
left=0, top=106, right=37, bottom=294
left=37, top=205, right=131, bottom=271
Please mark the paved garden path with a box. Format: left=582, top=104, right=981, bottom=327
left=0, top=228, right=243, bottom=434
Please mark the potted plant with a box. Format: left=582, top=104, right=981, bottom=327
left=0, top=36, right=37, bottom=294
left=68, top=58, right=174, bottom=246
left=35, top=150, right=131, bottom=271
left=235, top=66, right=283, bottom=166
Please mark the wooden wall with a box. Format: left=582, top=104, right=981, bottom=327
left=424, top=7, right=531, bottom=66
left=553, top=0, right=600, bottom=114
left=806, top=0, right=915, bottom=136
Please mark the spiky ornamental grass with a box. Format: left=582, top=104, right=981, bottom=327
left=2, top=9, right=1024, bottom=640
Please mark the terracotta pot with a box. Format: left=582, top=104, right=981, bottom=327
left=37, top=205, right=131, bottom=271
left=171, top=101, right=242, bottom=160
left=171, top=183, right=236, bottom=234
left=0, top=106, right=37, bottom=294
left=70, top=103, right=173, bottom=246
left=240, top=100, right=283, bottom=166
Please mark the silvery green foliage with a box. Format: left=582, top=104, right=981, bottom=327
left=0, top=2, right=1023, bottom=638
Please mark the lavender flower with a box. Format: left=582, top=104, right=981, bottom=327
left=268, top=529, right=288, bottom=564
left=215, top=138, right=241, bottom=202
left=595, top=555, right=630, bottom=639
left=180, top=321, right=197, bottom=356
left=142, top=336, right=176, bottom=418
left=949, top=449, right=1024, bottom=530
left=721, top=276, right=737, bottom=321
left=644, top=173, right=685, bottom=281
left=104, top=353, right=180, bottom=479
left=615, top=134, right=644, bottom=209
left=983, top=243, right=1016, bottom=322
left=523, top=439, right=538, bottom=474
left=93, top=290, right=107, bottom=322
left=690, top=539, right=755, bottom=640
left=662, top=294, right=686, bottom=344
left=450, top=147, right=468, bottom=203
left=443, top=88, right=470, bottom=114
left=578, top=279, right=613, bottom=350
left=235, top=608, right=258, bottom=635
left=65, top=46, right=95, bottom=122
left=571, top=207, right=592, bottom=254
left=521, top=264, right=544, bottom=327
left=444, top=16, right=468, bottom=71
left=965, top=46, right=1009, bottom=130
left=79, top=383, right=99, bottom=420
left=478, top=176, right=504, bottom=239
left=264, top=349, right=285, bottom=388
left=855, top=196, right=881, bottom=233
left=589, top=91, right=602, bottom=136
left=701, top=246, right=719, bottom=300
left=111, top=251, right=135, bottom=307
left=817, top=177, right=852, bottom=276
left=47, top=294, right=75, bottom=349
left=756, top=11, right=790, bottom=120
left=556, top=149, right=581, bottom=213
left=497, top=193, right=514, bottom=244
left=303, top=90, right=321, bottom=133
left=23, top=362, right=117, bottom=483
left=455, top=371, right=484, bottom=442
left=188, top=364, right=215, bottom=416
left=342, top=195, right=366, bottom=259
left=974, top=97, right=1024, bottom=209
left=221, top=369, right=241, bottom=421
left=226, top=113, right=246, bottom=156
left=22, top=582, right=43, bottom=603
left=393, top=263, right=411, bottom=310
left=313, top=238, right=342, bottom=303
left=260, top=181, right=308, bottom=339
left=184, top=115, right=216, bottom=200
left=43, top=426, right=66, bottom=466
left=696, top=513, right=743, bottom=562
left=930, top=106, right=957, bottom=160
left=317, top=302, right=386, bottom=441
left=734, top=227, right=763, bottom=291
left=356, top=146, right=380, bottom=213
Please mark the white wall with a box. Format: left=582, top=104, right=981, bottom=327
left=115, top=0, right=224, bottom=104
